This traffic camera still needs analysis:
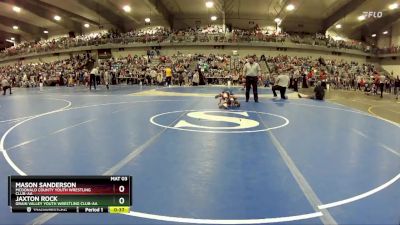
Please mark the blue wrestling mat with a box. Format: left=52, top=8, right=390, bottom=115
left=0, top=86, right=398, bottom=225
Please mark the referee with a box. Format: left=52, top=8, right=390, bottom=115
left=243, top=56, right=261, bottom=102
left=89, top=66, right=98, bottom=90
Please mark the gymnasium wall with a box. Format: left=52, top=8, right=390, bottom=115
left=47, top=34, right=69, bottom=40
left=390, top=20, right=400, bottom=46
left=135, top=19, right=170, bottom=30
left=377, top=35, right=391, bottom=49
left=380, top=57, right=400, bottom=76
left=172, top=15, right=322, bottom=33
left=111, top=48, right=148, bottom=58
left=377, top=19, right=400, bottom=76
left=376, top=20, right=400, bottom=48
left=0, top=61, right=18, bottom=67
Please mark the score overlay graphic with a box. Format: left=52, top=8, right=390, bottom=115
left=8, top=176, right=132, bottom=213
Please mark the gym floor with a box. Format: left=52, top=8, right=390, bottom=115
left=0, top=85, right=399, bottom=225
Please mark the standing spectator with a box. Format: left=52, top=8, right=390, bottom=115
left=293, top=77, right=299, bottom=92
left=243, top=56, right=261, bottom=102
left=178, top=71, right=184, bottom=86
left=165, top=66, right=172, bottom=86
left=1, top=76, right=12, bottom=95
left=156, top=71, right=163, bottom=86
left=378, top=73, right=385, bottom=98
left=147, top=49, right=151, bottom=62
left=192, top=70, right=199, bottom=86
left=67, top=75, right=74, bottom=87
left=39, top=74, right=44, bottom=91
left=104, top=69, right=110, bottom=90
left=84, top=70, right=89, bottom=87
left=395, top=76, right=400, bottom=100
left=22, top=73, right=28, bottom=87
left=150, top=68, right=157, bottom=85
left=385, top=80, right=391, bottom=93
left=96, top=69, right=101, bottom=85
left=301, top=69, right=308, bottom=88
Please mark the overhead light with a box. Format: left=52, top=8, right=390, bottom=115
left=383, top=30, right=388, bottom=34
left=357, top=15, right=365, bottom=21
left=389, top=3, right=398, bottom=10
left=274, top=18, right=282, bottom=24
left=12, top=25, right=19, bottom=30
left=43, top=30, right=49, bottom=34
left=211, top=16, right=217, bottom=21
left=286, top=4, right=295, bottom=11
left=123, top=5, right=131, bottom=12
left=84, top=23, right=90, bottom=28
left=205, top=1, right=214, bottom=8
left=54, top=15, right=61, bottom=21
left=371, top=33, right=376, bottom=37
left=335, top=24, right=342, bottom=29
left=11, top=37, right=15, bottom=41
left=12, top=6, right=21, bottom=13
left=145, top=18, right=151, bottom=23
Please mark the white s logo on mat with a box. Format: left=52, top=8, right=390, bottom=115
left=174, top=111, right=259, bottom=130
left=150, top=110, right=289, bottom=133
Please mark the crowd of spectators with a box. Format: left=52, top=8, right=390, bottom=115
left=265, top=55, right=400, bottom=97
left=0, top=53, right=94, bottom=88
left=1, top=51, right=399, bottom=99
left=1, top=25, right=383, bottom=58
left=1, top=27, right=170, bottom=57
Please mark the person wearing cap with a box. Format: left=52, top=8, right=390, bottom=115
left=243, top=56, right=261, bottom=102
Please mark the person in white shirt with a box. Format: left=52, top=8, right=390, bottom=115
left=192, top=70, right=200, bottom=86
left=1, top=77, right=12, bottom=95
left=104, top=70, right=110, bottom=90
left=150, top=68, right=157, bottom=85
left=157, top=72, right=163, bottom=86
left=272, top=71, right=290, bottom=99
left=90, top=67, right=98, bottom=90
left=378, top=74, right=385, bottom=98
left=243, top=56, right=261, bottom=102
left=84, top=70, right=89, bottom=87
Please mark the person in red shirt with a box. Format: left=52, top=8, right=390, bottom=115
left=319, top=70, right=326, bottom=80
left=373, top=72, right=380, bottom=84
left=307, top=69, right=313, bottom=79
